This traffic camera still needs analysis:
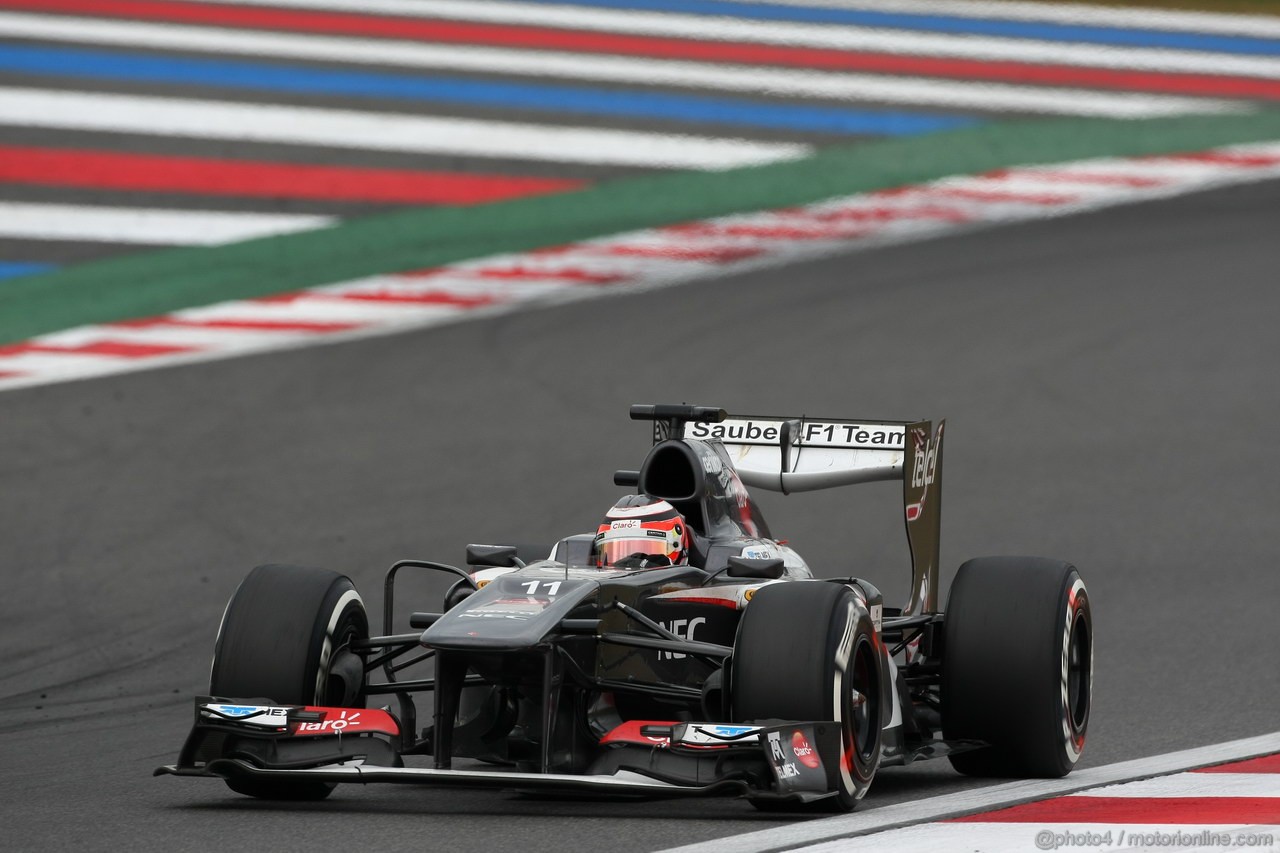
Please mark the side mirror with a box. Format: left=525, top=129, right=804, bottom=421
left=465, top=544, right=519, bottom=568
left=726, top=556, right=785, bottom=580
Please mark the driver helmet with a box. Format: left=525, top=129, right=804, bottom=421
left=594, top=496, right=689, bottom=569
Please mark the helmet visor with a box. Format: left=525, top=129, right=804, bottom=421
left=596, top=534, right=673, bottom=568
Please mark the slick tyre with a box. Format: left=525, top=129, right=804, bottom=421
left=209, top=564, right=369, bottom=800
left=942, top=557, right=1092, bottom=778
left=732, top=581, right=883, bottom=812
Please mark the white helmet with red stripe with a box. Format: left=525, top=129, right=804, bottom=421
left=594, top=496, right=689, bottom=569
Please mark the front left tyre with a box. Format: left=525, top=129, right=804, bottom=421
left=209, top=563, right=369, bottom=799
left=731, top=581, right=883, bottom=811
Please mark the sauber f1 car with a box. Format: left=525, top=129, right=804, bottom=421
left=157, top=405, right=1092, bottom=810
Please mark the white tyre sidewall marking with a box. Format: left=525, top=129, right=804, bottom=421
left=315, top=588, right=364, bottom=704
left=1061, top=576, right=1090, bottom=765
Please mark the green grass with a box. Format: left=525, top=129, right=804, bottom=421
left=5, top=108, right=1280, bottom=345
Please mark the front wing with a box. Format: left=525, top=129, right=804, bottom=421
left=156, top=699, right=848, bottom=804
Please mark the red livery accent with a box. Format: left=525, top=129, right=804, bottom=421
left=289, top=706, right=400, bottom=737
left=950, top=796, right=1280, bottom=824
left=599, top=720, right=675, bottom=748
left=659, top=595, right=741, bottom=609
left=792, top=731, right=821, bottom=769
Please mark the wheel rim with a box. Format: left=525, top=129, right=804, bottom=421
left=1066, top=610, right=1091, bottom=733
left=847, top=636, right=879, bottom=766
left=318, top=606, right=367, bottom=707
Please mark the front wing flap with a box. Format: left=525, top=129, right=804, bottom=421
left=165, top=697, right=401, bottom=773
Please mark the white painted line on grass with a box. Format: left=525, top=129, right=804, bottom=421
left=0, top=202, right=331, bottom=245
left=739, top=0, right=1280, bottom=39
left=198, top=0, right=1280, bottom=79
left=0, top=87, right=807, bottom=171
left=0, top=12, right=1242, bottom=119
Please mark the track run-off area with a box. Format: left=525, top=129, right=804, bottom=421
left=3, top=0, right=1280, bottom=314
left=1, top=1, right=1280, bottom=851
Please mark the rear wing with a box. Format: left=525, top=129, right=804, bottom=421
left=681, top=413, right=945, bottom=616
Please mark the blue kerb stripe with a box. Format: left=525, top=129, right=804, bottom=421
left=528, top=0, right=1280, bottom=58
left=0, top=263, right=56, bottom=281
left=0, top=44, right=977, bottom=137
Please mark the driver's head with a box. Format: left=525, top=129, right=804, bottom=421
left=594, top=496, right=689, bottom=569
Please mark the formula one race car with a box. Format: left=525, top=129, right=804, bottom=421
left=157, top=404, right=1092, bottom=811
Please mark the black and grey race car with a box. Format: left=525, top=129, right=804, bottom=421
left=157, top=404, right=1092, bottom=810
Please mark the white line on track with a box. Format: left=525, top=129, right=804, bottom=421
left=792, top=822, right=1280, bottom=853
left=0, top=202, right=332, bottom=244
left=0, top=352, right=142, bottom=377
left=0, top=12, right=1241, bottom=119
left=0, top=87, right=806, bottom=171
left=175, top=298, right=463, bottom=325
left=322, top=275, right=586, bottom=301
left=657, top=731, right=1280, bottom=853
left=1072, top=771, right=1280, bottom=798
left=38, top=324, right=341, bottom=351
left=194, top=0, right=1280, bottom=79
left=737, top=0, right=1280, bottom=39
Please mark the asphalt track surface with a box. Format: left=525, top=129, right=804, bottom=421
left=2, top=176, right=1278, bottom=852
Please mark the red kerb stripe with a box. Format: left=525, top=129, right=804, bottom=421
left=1155, top=152, right=1280, bottom=167
left=985, top=168, right=1167, bottom=187
left=729, top=224, right=875, bottom=240
left=809, top=204, right=972, bottom=223
left=468, top=267, right=630, bottom=283
left=1196, top=754, right=1280, bottom=774
left=951, top=796, right=1280, bottom=824
left=9, top=0, right=1280, bottom=100
left=923, top=187, right=1081, bottom=205
left=336, top=291, right=499, bottom=307
left=115, top=316, right=364, bottom=332
left=600, top=245, right=765, bottom=263
left=0, top=144, right=582, bottom=204
left=0, top=340, right=197, bottom=358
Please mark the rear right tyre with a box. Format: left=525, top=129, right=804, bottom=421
left=942, top=556, right=1092, bottom=778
